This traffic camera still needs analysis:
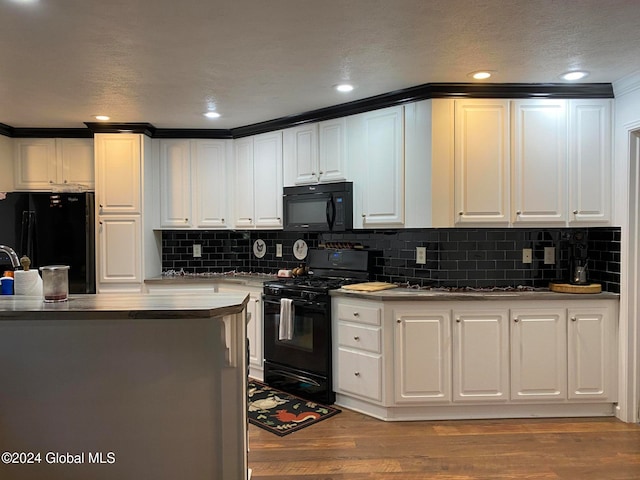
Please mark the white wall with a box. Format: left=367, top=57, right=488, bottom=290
left=612, top=71, right=640, bottom=422
left=0, top=135, right=13, bottom=192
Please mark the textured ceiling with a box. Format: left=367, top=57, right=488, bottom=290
left=1, top=0, right=639, bottom=129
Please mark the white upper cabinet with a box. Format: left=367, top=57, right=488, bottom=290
left=233, top=132, right=283, bottom=229
left=283, top=123, right=319, bottom=185
left=318, top=118, right=347, bottom=184
left=14, top=138, right=94, bottom=191
left=454, top=100, right=510, bottom=225
left=95, top=134, right=142, bottom=214
left=348, top=105, right=405, bottom=228
left=512, top=99, right=568, bottom=224
left=283, top=119, right=346, bottom=186
left=193, top=140, right=229, bottom=228
left=159, top=140, right=192, bottom=228
left=158, top=139, right=229, bottom=229
left=568, top=99, right=612, bottom=225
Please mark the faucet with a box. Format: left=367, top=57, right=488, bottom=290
left=0, top=245, right=20, bottom=269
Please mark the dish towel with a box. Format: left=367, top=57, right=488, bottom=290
left=279, top=298, right=294, bottom=341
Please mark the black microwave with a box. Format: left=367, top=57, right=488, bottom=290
left=283, top=182, right=353, bottom=232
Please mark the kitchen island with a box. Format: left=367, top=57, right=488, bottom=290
left=0, top=293, right=249, bottom=480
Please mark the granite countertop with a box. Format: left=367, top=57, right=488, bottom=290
left=0, top=293, right=249, bottom=320
left=330, top=287, right=620, bottom=301
left=145, top=273, right=276, bottom=288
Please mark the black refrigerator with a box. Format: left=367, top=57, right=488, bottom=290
left=0, top=192, right=96, bottom=294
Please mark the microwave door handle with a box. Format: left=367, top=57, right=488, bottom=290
left=326, top=195, right=336, bottom=230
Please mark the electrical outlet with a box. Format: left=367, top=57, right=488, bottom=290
left=544, top=247, right=555, bottom=265
left=416, top=247, right=427, bottom=265
left=522, top=248, right=532, bottom=264
left=276, top=243, right=283, bottom=258
left=193, top=244, right=202, bottom=258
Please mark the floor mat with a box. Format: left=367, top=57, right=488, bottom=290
left=248, top=380, right=341, bottom=436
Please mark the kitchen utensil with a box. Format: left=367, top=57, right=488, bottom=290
left=40, top=265, right=70, bottom=302
left=549, top=282, right=601, bottom=294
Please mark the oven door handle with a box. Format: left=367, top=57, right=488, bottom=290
left=269, top=369, right=321, bottom=387
left=263, top=298, right=326, bottom=310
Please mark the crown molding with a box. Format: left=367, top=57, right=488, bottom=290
left=1, top=83, right=615, bottom=139
left=613, top=71, right=640, bottom=97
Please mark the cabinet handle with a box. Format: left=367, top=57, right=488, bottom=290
left=516, top=211, right=522, bottom=215
left=513, top=318, right=519, bottom=323
left=49, top=180, right=53, bottom=184
left=99, top=221, right=103, bottom=226
left=353, top=312, right=359, bottom=317
left=255, top=299, right=260, bottom=304
left=185, top=218, right=188, bottom=222
left=571, top=316, right=577, bottom=322
left=319, top=171, right=324, bottom=175
left=362, top=214, right=366, bottom=218
left=354, top=372, right=360, bottom=377
left=312, top=172, right=316, bottom=176
left=221, top=218, right=225, bottom=222
left=573, top=210, right=578, bottom=215
left=458, top=211, right=463, bottom=216
left=353, top=336, right=360, bottom=341
left=64, top=180, right=68, bottom=184
left=396, top=319, right=401, bottom=324
left=456, top=318, right=461, bottom=323
left=99, top=204, right=103, bottom=209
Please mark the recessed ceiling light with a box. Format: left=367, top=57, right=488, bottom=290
left=469, top=71, right=493, bottom=80
left=94, top=115, right=110, bottom=121
left=203, top=111, right=221, bottom=119
left=560, top=71, right=589, bottom=81
left=335, top=84, right=354, bottom=93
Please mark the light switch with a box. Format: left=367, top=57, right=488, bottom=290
left=193, top=244, right=202, bottom=258
left=544, top=247, right=555, bottom=265
left=276, top=243, right=283, bottom=258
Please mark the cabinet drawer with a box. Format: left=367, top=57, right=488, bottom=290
left=337, top=323, right=381, bottom=353
left=336, top=348, right=382, bottom=402
left=336, top=303, right=381, bottom=325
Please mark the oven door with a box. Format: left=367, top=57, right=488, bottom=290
left=263, top=295, right=331, bottom=375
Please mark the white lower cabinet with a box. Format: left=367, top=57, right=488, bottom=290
left=452, top=308, right=510, bottom=402
left=333, top=299, right=384, bottom=403
left=394, top=308, right=451, bottom=403
left=510, top=308, right=567, bottom=401
left=332, top=297, right=618, bottom=421
left=97, top=215, right=142, bottom=287
left=217, top=284, right=264, bottom=381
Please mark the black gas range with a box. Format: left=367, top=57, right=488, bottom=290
left=262, top=248, right=376, bottom=404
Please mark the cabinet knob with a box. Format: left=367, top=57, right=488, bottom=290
left=312, top=172, right=316, bottom=176
left=571, top=316, right=577, bottom=322
left=319, top=171, right=324, bottom=175
left=99, top=221, right=103, bottom=226
left=354, top=372, right=360, bottom=377
left=64, top=180, right=68, bottom=184
left=99, top=204, right=103, bottom=209
left=362, top=214, right=366, bottom=218
left=49, top=180, right=53, bottom=184
left=221, top=218, right=224, bottom=222
left=353, top=312, right=359, bottom=317
left=516, top=211, right=522, bottom=215
left=456, top=318, right=461, bottom=323
left=353, top=336, right=360, bottom=341
left=458, top=211, right=463, bottom=216
left=573, top=210, right=578, bottom=215
left=513, top=318, right=519, bottom=323
left=396, top=319, right=402, bottom=324
left=185, top=218, right=188, bottom=222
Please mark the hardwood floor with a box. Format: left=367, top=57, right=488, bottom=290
left=249, top=408, right=640, bottom=479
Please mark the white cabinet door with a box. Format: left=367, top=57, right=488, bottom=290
left=97, top=215, right=142, bottom=285
left=14, top=138, right=57, bottom=190
left=567, top=307, right=616, bottom=401
left=361, top=106, right=404, bottom=227
left=233, top=137, right=255, bottom=228
left=510, top=308, right=567, bottom=401
left=95, top=134, right=142, bottom=214
left=512, top=100, right=568, bottom=224
left=454, top=100, right=510, bottom=224
left=452, top=309, right=509, bottom=402
left=283, top=123, right=318, bottom=186
left=159, top=140, right=192, bottom=228
left=193, top=140, right=229, bottom=228
left=318, top=118, right=347, bottom=183
left=58, top=138, right=94, bottom=188
left=394, top=308, right=451, bottom=403
left=349, top=106, right=404, bottom=228
left=253, top=131, right=283, bottom=228
left=568, top=99, right=612, bottom=225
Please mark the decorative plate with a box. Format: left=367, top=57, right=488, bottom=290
left=293, top=239, right=308, bottom=260
left=253, top=239, right=267, bottom=258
